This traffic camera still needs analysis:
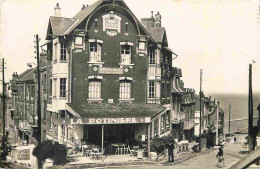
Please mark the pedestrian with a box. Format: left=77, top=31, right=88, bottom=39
left=216, top=147, right=224, bottom=168
left=167, top=142, right=175, bottom=164
left=234, top=136, right=237, bottom=143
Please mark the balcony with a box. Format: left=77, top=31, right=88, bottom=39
left=184, top=119, right=195, bottom=130
left=147, top=97, right=160, bottom=104
left=148, top=65, right=161, bottom=75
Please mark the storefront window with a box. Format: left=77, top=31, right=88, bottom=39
left=154, top=118, right=158, bottom=136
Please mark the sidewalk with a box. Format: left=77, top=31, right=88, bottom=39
left=161, top=148, right=214, bottom=166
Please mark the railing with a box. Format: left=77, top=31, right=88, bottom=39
left=147, top=97, right=160, bottom=104
left=184, top=119, right=195, bottom=130
left=148, top=65, right=161, bottom=75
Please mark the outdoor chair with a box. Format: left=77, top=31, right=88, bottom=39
left=128, top=146, right=134, bottom=156
left=132, top=146, right=139, bottom=156
left=123, top=145, right=129, bottom=154
left=115, top=145, right=123, bottom=155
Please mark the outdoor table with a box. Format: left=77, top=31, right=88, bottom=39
left=112, top=143, right=125, bottom=155
left=81, top=145, right=89, bottom=152
left=67, top=154, right=77, bottom=161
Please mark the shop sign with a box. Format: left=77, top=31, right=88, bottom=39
left=53, top=117, right=151, bottom=125
left=98, top=67, right=124, bottom=74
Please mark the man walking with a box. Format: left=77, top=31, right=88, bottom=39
left=167, top=142, right=174, bottom=164
left=216, top=147, right=224, bottom=168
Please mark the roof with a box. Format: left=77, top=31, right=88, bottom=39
left=49, top=16, right=77, bottom=36
left=66, top=103, right=165, bottom=118
left=146, top=27, right=165, bottom=43
left=17, top=68, right=36, bottom=82
left=70, top=0, right=104, bottom=33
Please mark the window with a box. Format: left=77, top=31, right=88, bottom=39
left=139, top=42, right=146, bottom=50
left=119, top=81, right=131, bottom=99
left=50, top=79, right=52, bottom=96
left=43, top=74, right=47, bottom=91
left=89, top=42, right=101, bottom=62
left=31, top=86, right=35, bottom=99
left=148, top=48, right=156, bottom=64
left=121, top=45, right=131, bottom=64
left=53, top=79, right=57, bottom=98
left=94, top=19, right=98, bottom=28
left=161, top=115, right=165, bottom=134
left=26, top=86, right=30, bottom=100
left=125, top=22, right=128, bottom=31
left=54, top=43, right=58, bottom=61
left=88, top=80, right=101, bottom=99
left=60, top=43, right=66, bottom=60
left=75, top=37, right=83, bottom=45
left=148, top=81, right=155, bottom=98
left=61, top=125, right=65, bottom=139
left=50, top=113, right=53, bottom=129
left=154, top=118, right=158, bottom=135
left=60, top=78, right=66, bottom=97
left=20, top=86, right=23, bottom=98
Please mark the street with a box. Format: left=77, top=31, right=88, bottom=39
left=107, top=135, right=247, bottom=169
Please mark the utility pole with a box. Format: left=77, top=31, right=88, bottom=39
left=1, top=58, right=6, bottom=158
left=35, top=34, right=42, bottom=168
left=216, top=101, right=219, bottom=145
left=248, top=64, right=254, bottom=152
left=229, top=104, right=231, bottom=136
left=199, top=69, right=202, bottom=152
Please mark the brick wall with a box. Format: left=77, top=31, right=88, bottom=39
left=71, top=11, right=148, bottom=104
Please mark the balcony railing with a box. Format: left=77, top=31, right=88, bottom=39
left=148, top=65, right=161, bottom=75
left=184, top=119, right=195, bottom=130
left=147, top=97, right=160, bottom=104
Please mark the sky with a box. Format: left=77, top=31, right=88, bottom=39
left=0, top=0, right=260, bottom=96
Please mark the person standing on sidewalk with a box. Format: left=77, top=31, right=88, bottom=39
left=216, top=147, right=224, bottom=168
left=167, top=142, right=175, bottom=164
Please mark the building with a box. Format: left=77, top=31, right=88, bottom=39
left=10, top=70, right=37, bottom=145
left=37, top=0, right=178, bottom=154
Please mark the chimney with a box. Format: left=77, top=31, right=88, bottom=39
left=81, top=4, right=86, bottom=10
left=141, top=11, right=155, bottom=29
left=54, top=3, right=61, bottom=17
left=12, top=72, right=18, bottom=80
left=154, top=11, right=161, bottom=27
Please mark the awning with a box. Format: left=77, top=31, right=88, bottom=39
left=163, top=47, right=178, bottom=56
left=178, top=140, right=189, bottom=145
left=176, top=79, right=184, bottom=93
left=53, top=103, right=166, bottom=125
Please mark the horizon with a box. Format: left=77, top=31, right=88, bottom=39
left=1, top=0, right=260, bottom=95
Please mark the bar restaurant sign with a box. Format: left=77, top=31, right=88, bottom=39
left=98, top=67, right=124, bottom=75
left=53, top=117, right=151, bottom=125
